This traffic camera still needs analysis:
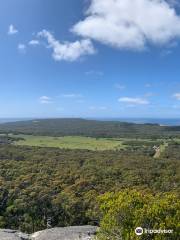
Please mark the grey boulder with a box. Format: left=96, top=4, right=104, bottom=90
left=30, top=226, right=97, bottom=240
left=0, top=229, right=29, bottom=240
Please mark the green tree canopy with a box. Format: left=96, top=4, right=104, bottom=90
left=97, top=189, right=180, bottom=240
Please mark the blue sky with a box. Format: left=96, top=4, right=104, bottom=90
left=1, top=0, right=180, bottom=118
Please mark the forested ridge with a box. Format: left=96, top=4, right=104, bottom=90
left=0, top=119, right=179, bottom=239
left=0, top=118, right=180, bottom=138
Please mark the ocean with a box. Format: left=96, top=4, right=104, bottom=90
left=90, top=118, right=180, bottom=126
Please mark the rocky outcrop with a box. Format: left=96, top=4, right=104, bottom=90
left=31, top=226, right=97, bottom=240
left=0, top=229, right=29, bottom=240
left=0, top=226, right=97, bottom=240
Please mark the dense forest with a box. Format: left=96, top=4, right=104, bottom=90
left=1, top=118, right=180, bottom=138
left=0, top=119, right=179, bottom=239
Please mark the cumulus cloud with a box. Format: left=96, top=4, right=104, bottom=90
left=29, top=40, right=40, bottom=46
left=18, top=44, right=26, bottom=53
left=37, top=30, right=95, bottom=61
left=39, top=96, right=52, bottom=104
left=61, top=94, right=83, bottom=98
left=8, top=24, right=18, bottom=35
left=118, top=97, right=149, bottom=105
left=72, top=0, right=180, bottom=50
left=173, top=93, right=180, bottom=100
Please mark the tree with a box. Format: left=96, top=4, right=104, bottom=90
left=97, top=189, right=180, bottom=240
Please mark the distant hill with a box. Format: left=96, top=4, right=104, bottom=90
left=0, top=118, right=180, bottom=138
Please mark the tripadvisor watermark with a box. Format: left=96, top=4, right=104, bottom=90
left=135, top=227, right=173, bottom=236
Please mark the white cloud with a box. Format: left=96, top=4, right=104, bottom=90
left=8, top=24, right=18, bottom=35
left=37, top=30, right=95, bottom=61
left=118, top=97, right=149, bottom=105
left=61, top=94, right=83, bottom=98
left=173, top=93, right=180, bottom=100
left=73, top=0, right=180, bottom=50
left=29, top=40, right=40, bottom=46
left=18, top=44, right=26, bottom=53
left=39, top=96, right=52, bottom=104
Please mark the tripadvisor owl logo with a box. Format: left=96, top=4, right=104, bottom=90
left=135, top=227, right=143, bottom=236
